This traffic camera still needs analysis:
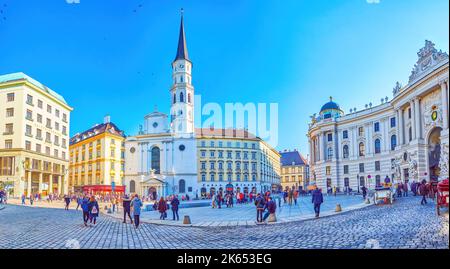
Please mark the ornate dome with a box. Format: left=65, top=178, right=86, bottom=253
left=320, top=97, right=341, bottom=113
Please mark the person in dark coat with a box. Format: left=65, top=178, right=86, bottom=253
left=171, top=195, right=180, bottom=221
left=64, top=195, right=71, bottom=210
left=81, top=196, right=90, bottom=226
left=311, top=188, right=324, bottom=218
left=263, top=197, right=276, bottom=222
left=419, top=180, right=428, bottom=205
left=397, top=183, right=402, bottom=197
left=88, top=196, right=99, bottom=225
left=361, top=186, right=367, bottom=200
left=122, top=195, right=133, bottom=224
left=403, top=182, right=409, bottom=197
left=158, top=197, right=167, bottom=220
left=255, top=194, right=266, bottom=223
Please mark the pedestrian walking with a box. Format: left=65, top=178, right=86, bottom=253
left=88, top=196, right=99, bottom=226
left=312, top=188, right=324, bottom=218
left=29, top=194, right=34, bottom=205
left=131, top=194, right=143, bottom=228
left=397, top=183, right=403, bottom=197
left=64, top=195, right=71, bottom=210
left=420, top=180, right=429, bottom=205
left=293, top=189, right=299, bottom=206
left=81, top=196, right=90, bottom=226
left=21, top=194, right=26, bottom=205
left=211, top=193, right=217, bottom=208
left=403, top=182, right=409, bottom=197
left=158, top=197, right=167, bottom=220
left=361, top=186, right=367, bottom=200
left=288, top=188, right=293, bottom=206
left=171, top=195, right=180, bottom=221
left=76, top=196, right=82, bottom=211
left=122, top=195, right=133, bottom=224
left=255, top=194, right=266, bottom=223
left=263, top=196, right=277, bottom=222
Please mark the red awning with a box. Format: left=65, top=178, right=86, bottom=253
left=81, top=185, right=126, bottom=193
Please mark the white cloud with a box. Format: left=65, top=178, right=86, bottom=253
left=366, top=0, right=381, bottom=4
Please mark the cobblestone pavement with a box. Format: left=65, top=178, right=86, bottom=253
left=0, top=196, right=447, bottom=249
left=138, top=194, right=365, bottom=226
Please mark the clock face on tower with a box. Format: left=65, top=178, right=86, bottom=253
left=179, top=64, right=184, bottom=69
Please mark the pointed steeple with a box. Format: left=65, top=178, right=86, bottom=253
left=174, top=8, right=190, bottom=62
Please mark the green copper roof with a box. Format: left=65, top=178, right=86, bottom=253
left=0, top=72, right=68, bottom=105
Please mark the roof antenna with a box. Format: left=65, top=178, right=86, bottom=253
left=329, top=96, right=333, bottom=102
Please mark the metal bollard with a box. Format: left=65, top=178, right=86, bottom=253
left=365, top=198, right=371, bottom=204
left=335, top=204, right=342, bottom=212
left=183, top=215, right=191, bottom=224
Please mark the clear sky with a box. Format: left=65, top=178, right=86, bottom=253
left=0, top=0, right=448, bottom=155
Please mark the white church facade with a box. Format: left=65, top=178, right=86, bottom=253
left=123, top=14, right=198, bottom=199
left=308, top=41, right=449, bottom=192
left=123, top=14, right=282, bottom=199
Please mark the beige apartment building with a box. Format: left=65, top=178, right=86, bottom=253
left=280, top=149, right=310, bottom=190
left=196, top=128, right=281, bottom=197
left=69, top=117, right=126, bottom=194
left=0, top=72, right=72, bottom=197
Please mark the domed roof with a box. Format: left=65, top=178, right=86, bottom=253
left=320, top=97, right=341, bottom=113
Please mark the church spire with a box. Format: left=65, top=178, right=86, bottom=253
left=174, top=8, right=190, bottom=62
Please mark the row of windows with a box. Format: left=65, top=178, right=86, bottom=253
left=201, top=173, right=257, bottom=182
left=173, top=92, right=192, bottom=104
left=326, top=135, right=398, bottom=160
left=326, top=161, right=383, bottom=176
left=5, top=92, right=68, bottom=122
left=200, top=150, right=257, bottom=159
left=329, top=118, right=397, bottom=142
left=200, top=141, right=257, bottom=149
left=200, top=161, right=258, bottom=170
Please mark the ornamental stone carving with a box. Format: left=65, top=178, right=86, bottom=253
left=422, top=90, right=443, bottom=134
left=409, top=40, right=449, bottom=83
left=408, top=152, right=418, bottom=180
left=439, top=142, right=449, bottom=180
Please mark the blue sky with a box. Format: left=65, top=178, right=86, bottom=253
left=0, top=0, right=448, bottom=155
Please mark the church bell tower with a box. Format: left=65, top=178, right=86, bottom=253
left=170, top=9, right=195, bottom=135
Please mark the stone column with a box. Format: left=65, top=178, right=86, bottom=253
left=38, top=173, right=43, bottom=194
left=27, top=172, right=32, bottom=196
left=441, top=81, right=448, bottom=129
left=49, top=175, right=53, bottom=194
left=318, top=133, right=323, bottom=161
left=365, top=123, right=371, bottom=155
left=383, top=118, right=389, bottom=152
left=410, top=100, right=416, bottom=140
left=57, top=175, right=62, bottom=195
left=414, top=97, right=421, bottom=139
left=398, top=108, right=404, bottom=145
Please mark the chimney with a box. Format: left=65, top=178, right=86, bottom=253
left=104, top=115, right=111, bottom=124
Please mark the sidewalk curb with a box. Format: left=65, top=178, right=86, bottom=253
left=0, top=205, right=6, bottom=211
left=103, top=202, right=375, bottom=228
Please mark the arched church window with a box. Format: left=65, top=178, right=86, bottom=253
left=180, top=92, right=184, bottom=102
left=359, top=142, right=365, bottom=157
left=179, top=179, right=186, bottom=193
left=408, top=127, right=412, bottom=142
left=173, top=94, right=176, bottom=104
left=151, top=147, right=160, bottom=174
left=343, top=145, right=349, bottom=159
left=391, top=135, right=397, bottom=151
left=180, top=76, right=184, bottom=83
left=374, top=139, right=381, bottom=154
left=188, top=93, right=191, bottom=103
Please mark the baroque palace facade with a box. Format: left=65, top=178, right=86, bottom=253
left=123, top=14, right=281, bottom=199
left=0, top=73, right=72, bottom=197
left=308, top=41, right=449, bottom=192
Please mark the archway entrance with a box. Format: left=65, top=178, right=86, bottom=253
left=428, top=127, right=442, bottom=183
